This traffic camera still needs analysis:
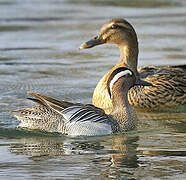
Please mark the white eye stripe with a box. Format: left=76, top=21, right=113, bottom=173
left=109, top=70, right=132, bottom=92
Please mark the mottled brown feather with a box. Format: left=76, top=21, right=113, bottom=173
left=81, top=19, right=186, bottom=113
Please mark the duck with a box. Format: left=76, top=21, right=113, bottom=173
left=80, top=18, right=186, bottom=114
left=10, top=67, right=151, bottom=136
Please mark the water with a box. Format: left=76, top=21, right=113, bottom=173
left=0, top=0, right=186, bottom=179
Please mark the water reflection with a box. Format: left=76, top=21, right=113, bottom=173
left=1, top=123, right=185, bottom=179
left=7, top=133, right=140, bottom=178
left=138, top=112, right=186, bottom=123
left=9, top=137, right=65, bottom=160
left=111, top=135, right=138, bottom=168
left=8, top=134, right=138, bottom=164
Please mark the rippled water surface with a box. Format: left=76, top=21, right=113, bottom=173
left=0, top=0, right=186, bottom=179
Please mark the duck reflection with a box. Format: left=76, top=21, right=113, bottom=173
left=9, top=135, right=107, bottom=161
left=111, top=135, right=139, bottom=168
left=8, top=132, right=139, bottom=168
left=9, top=137, right=65, bottom=161
left=94, top=135, right=139, bottom=180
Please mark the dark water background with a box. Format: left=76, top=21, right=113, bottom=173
left=0, top=0, right=186, bottom=179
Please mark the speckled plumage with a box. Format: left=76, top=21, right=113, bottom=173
left=11, top=68, right=148, bottom=136
left=80, top=18, right=186, bottom=113
left=92, top=64, right=186, bottom=113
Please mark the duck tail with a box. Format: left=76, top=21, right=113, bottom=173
left=10, top=106, right=64, bottom=133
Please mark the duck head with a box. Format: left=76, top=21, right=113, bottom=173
left=80, top=18, right=138, bottom=49
left=107, top=67, right=152, bottom=98
left=80, top=19, right=139, bottom=75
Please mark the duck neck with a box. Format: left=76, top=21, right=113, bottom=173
left=112, top=90, right=130, bottom=113
left=119, top=43, right=138, bottom=76
left=111, top=89, right=137, bottom=131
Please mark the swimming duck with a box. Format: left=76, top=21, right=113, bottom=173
left=11, top=67, right=151, bottom=136
left=80, top=18, right=186, bottom=113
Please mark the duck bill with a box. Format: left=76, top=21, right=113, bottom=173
left=79, top=36, right=105, bottom=49
left=135, top=79, right=152, bottom=86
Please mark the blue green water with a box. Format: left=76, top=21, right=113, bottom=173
left=0, top=0, right=186, bottom=179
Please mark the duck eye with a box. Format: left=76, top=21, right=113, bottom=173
left=111, top=24, right=119, bottom=29
left=93, top=36, right=98, bottom=40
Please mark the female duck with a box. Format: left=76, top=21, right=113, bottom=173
left=80, top=18, right=186, bottom=113
left=11, top=68, right=151, bottom=136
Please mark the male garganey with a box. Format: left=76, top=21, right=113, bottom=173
left=11, top=67, right=151, bottom=136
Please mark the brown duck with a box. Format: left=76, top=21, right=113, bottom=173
left=80, top=18, right=186, bottom=113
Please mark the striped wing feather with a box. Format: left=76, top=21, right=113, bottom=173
left=28, top=92, right=109, bottom=124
